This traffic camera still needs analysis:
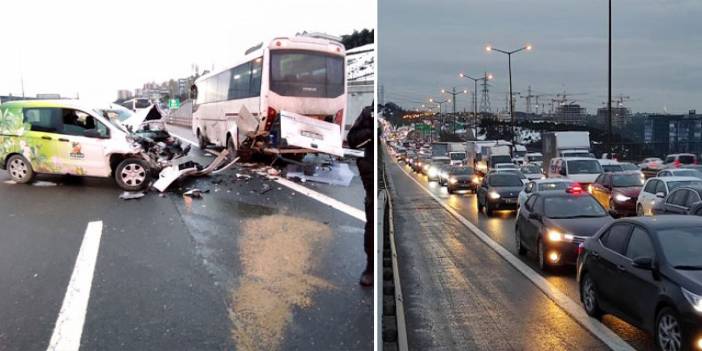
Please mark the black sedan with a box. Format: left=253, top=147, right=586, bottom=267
left=477, top=173, right=524, bottom=216
left=657, top=186, right=702, bottom=216
left=515, top=190, right=614, bottom=271
left=577, top=216, right=702, bottom=351
left=445, top=166, right=478, bottom=194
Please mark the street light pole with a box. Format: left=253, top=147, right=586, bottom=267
left=607, top=0, right=612, bottom=156
left=441, top=88, right=468, bottom=133
left=459, top=72, right=493, bottom=140
left=486, top=44, right=532, bottom=146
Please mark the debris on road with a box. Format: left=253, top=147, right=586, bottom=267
left=260, top=183, right=272, bottom=194
left=183, top=188, right=208, bottom=198
left=32, top=181, right=58, bottom=187
left=153, top=150, right=230, bottom=192
left=119, top=191, right=145, bottom=200
left=235, top=173, right=252, bottom=181
left=3, top=180, right=17, bottom=185
left=286, top=162, right=354, bottom=186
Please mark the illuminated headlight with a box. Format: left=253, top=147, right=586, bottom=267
left=472, top=176, right=481, bottom=184
left=682, top=287, right=702, bottom=313
left=423, top=164, right=429, bottom=171
left=488, top=191, right=501, bottom=199
left=449, top=177, right=458, bottom=184
left=547, top=229, right=575, bottom=242
left=428, top=168, right=437, bottom=177
left=440, top=172, right=448, bottom=179
left=540, top=175, right=546, bottom=179
left=614, top=194, right=631, bottom=202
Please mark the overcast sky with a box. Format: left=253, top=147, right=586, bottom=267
left=379, top=0, right=702, bottom=114
left=0, top=0, right=375, bottom=103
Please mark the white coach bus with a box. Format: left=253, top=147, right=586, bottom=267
left=191, top=33, right=347, bottom=159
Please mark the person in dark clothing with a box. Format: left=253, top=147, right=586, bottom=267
left=346, top=103, right=374, bottom=287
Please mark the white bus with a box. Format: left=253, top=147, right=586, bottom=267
left=191, top=34, right=347, bottom=159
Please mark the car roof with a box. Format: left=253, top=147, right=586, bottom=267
left=1, top=99, right=97, bottom=111
left=618, top=215, right=702, bottom=231
left=556, top=157, right=598, bottom=161
left=531, top=178, right=573, bottom=184
left=598, top=159, right=620, bottom=165
left=651, top=176, right=701, bottom=182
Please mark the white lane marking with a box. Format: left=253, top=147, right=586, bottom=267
left=47, top=221, right=104, bottom=351
left=395, top=162, right=635, bottom=351
left=168, top=130, right=366, bottom=222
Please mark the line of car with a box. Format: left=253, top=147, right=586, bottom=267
left=392, top=146, right=702, bottom=351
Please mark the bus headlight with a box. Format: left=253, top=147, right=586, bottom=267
left=449, top=177, right=458, bottom=184
left=488, top=191, right=501, bottom=199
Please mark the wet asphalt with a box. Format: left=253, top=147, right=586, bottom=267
left=386, top=156, right=656, bottom=351
left=0, top=125, right=371, bottom=351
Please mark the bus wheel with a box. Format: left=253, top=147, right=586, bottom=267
left=226, top=136, right=238, bottom=161
left=197, top=130, right=207, bottom=150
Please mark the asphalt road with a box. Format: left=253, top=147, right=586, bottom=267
left=0, top=124, right=371, bottom=351
left=386, top=156, right=656, bottom=351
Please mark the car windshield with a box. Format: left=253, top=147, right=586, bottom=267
left=450, top=167, right=474, bottom=175
left=612, top=174, right=644, bottom=187
left=544, top=196, right=607, bottom=218
left=521, top=165, right=541, bottom=174
left=620, top=163, right=639, bottom=171
left=538, top=182, right=573, bottom=191
left=432, top=159, right=451, bottom=166
left=496, top=164, right=517, bottom=169
left=602, top=165, right=623, bottom=172
left=135, top=99, right=151, bottom=109
left=675, top=170, right=702, bottom=179
left=450, top=153, right=466, bottom=160
left=489, top=174, right=523, bottom=187
left=528, top=155, right=543, bottom=161
left=659, top=227, right=702, bottom=267
left=668, top=180, right=702, bottom=191
left=567, top=160, right=602, bottom=174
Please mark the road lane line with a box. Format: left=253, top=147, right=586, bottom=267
left=47, top=221, right=103, bottom=351
left=394, top=160, right=635, bottom=351
left=168, top=129, right=366, bottom=222
left=170, top=133, right=198, bottom=147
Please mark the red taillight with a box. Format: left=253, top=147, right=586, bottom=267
left=334, top=109, right=344, bottom=126
left=265, top=107, right=278, bottom=130
left=577, top=243, right=585, bottom=256
left=675, top=159, right=681, bottom=168
left=567, top=183, right=583, bottom=194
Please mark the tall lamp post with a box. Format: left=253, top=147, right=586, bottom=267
left=459, top=72, right=493, bottom=139
left=485, top=43, right=532, bottom=145
left=607, top=0, right=612, bottom=156
left=440, top=88, right=468, bottom=133
left=429, top=97, right=450, bottom=137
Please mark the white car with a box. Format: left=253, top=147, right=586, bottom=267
left=638, top=157, right=664, bottom=171
left=598, top=159, right=622, bottom=173
left=519, top=164, right=545, bottom=180
left=547, top=157, right=603, bottom=185
left=656, top=168, right=702, bottom=179
left=518, top=178, right=576, bottom=209
left=636, top=176, right=702, bottom=216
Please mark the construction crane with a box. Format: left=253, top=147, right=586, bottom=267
left=520, top=86, right=551, bottom=114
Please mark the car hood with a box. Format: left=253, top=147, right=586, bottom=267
left=675, top=270, right=702, bottom=287
left=122, top=104, right=162, bottom=130
left=490, top=186, right=523, bottom=197
left=544, top=216, right=613, bottom=237
left=613, top=186, right=642, bottom=197
left=452, top=174, right=475, bottom=181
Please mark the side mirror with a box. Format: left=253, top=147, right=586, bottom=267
left=528, top=212, right=541, bottom=221
left=632, top=256, right=654, bottom=270
left=656, top=192, right=666, bottom=198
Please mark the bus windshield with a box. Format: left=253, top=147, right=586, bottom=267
left=270, top=50, right=345, bottom=98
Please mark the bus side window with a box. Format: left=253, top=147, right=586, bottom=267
left=250, top=57, right=263, bottom=97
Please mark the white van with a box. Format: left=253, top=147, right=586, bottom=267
left=547, top=157, right=603, bottom=185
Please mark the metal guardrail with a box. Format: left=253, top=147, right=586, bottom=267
left=379, top=143, right=409, bottom=351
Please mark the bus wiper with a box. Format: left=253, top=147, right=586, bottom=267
left=674, top=265, right=702, bottom=270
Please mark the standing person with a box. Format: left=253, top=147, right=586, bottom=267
left=346, top=102, right=375, bottom=287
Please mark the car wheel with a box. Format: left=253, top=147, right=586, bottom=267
left=656, top=307, right=686, bottom=351
left=537, top=239, right=550, bottom=272
left=6, top=154, right=35, bottom=184
left=115, top=158, right=151, bottom=191
left=515, top=226, right=527, bottom=255
left=637, top=204, right=644, bottom=217
left=580, top=273, right=603, bottom=319
left=197, top=130, right=207, bottom=150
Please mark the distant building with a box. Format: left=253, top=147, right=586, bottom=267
left=117, top=89, right=133, bottom=101
left=551, top=103, right=587, bottom=125
left=596, top=106, right=631, bottom=128
left=642, top=112, right=702, bottom=156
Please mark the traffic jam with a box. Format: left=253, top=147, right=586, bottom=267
left=387, top=131, right=702, bottom=351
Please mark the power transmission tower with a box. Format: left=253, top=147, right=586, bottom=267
left=479, top=72, right=492, bottom=113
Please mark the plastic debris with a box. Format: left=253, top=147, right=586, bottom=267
left=236, top=173, right=252, bottom=181
left=183, top=188, right=208, bottom=198
left=32, top=181, right=58, bottom=187
left=285, top=162, right=354, bottom=186
left=260, top=183, right=272, bottom=194
left=119, top=191, right=145, bottom=200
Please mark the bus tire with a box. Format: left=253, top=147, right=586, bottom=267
left=226, top=135, right=238, bottom=161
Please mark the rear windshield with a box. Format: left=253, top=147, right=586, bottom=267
left=490, top=155, right=512, bottom=164
left=612, top=174, right=644, bottom=187
left=620, top=163, right=639, bottom=171
left=679, top=155, right=696, bottom=164
left=488, top=174, right=523, bottom=187
left=521, top=165, right=541, bottom=174
left=528, top=155, right=543, bottom=161
left=270, top=50, right=345, bottom=98
left=538, top=182, right=573, bottom=191
left=668, top=180, right=702, bottom=191
left=675, top=170, right=702, bottom=179
left=602, top=165, right=623, bottom=172
left=567, top=160, right=602, bottom=174
left=450, top=152, right=466, bottom=160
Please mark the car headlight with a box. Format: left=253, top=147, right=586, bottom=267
left=488, top=191, right=501, bottom=199
left=472, top=176, right=481, bottom=184
left=449, top=177, right=458, bottom=184
left=547, top=229, right=575, bottom=242
left=682, top=287, right=702, bottom=313
left=441, top=172, right=448, bottom=179
left=428, top=168, right=437, bottom=177
left=540, top=175, right=546, bottom=179
left=614, top=193, right=631, bottom=202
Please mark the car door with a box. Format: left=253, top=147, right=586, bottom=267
left=519, top=195, right=540, bottom=251
left=663, top=189, right=688, bottom=214
left=618, top=226, right=658, bottom=325
left=639, top=179, right=657, bottom=214
left=590, top=223, right=633, bottom=310
left=57, top=108, right=111, bottom=177
left=20, top=107, right=64, bottom=174
left=685, top=191, right=701, bottom=215
left=520, top=181, right=534, bottom=207
left=651, top=180, right=669, bottom=214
